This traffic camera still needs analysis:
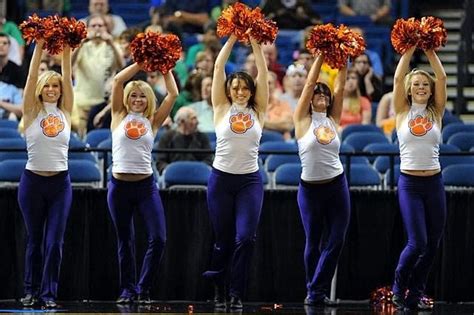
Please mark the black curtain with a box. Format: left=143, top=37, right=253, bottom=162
left=1, top=188, right=473, bottom=302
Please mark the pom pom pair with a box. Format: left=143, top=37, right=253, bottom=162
left=391, top=16, right=447, bottom=54
left=20, top=14, right=87, bottom=54
left=306, top=23, right=366, bottom=69
left=130, top=32, right=182, bottom=74
left=217, top=2, right=278, bottom=44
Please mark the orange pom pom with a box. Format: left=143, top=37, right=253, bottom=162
left=42, top=15, right=65, bottom=55
left=20, top=14, right=46, bottom=45
left=61, top=17, right=87, bottom=50
left=418, top=16, right=447, bottom=50
left=130, top=32, right=182, bottom=74
left=249, top=7, right=278, bottom=44
left=391, top=18, right=421, bottom=54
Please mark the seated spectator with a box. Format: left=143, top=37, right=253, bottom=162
left=281, top=63, right=307, bottom=111
left=293, top=48, right=314, bottom=72
left=264, top=71, right=293, bottom=140
left=261, top=0, right=321, bottom=29
left=340, top=68, right=371, bottom=130
left=0, top=81, right=23, bottom=120
left=156, top=107, right=213, bottom=174
left=161, top=0, right=215, bottom=34
left=375, top=91, right=395, bottom=136
left=352, top=53, right=383, bottom=101
left=172, top=71, right=205, bottom=119
left=338, top=0, right=391, bottom=24
left=185, top=22, right=219, bottom=68
left=0, top=33, right=26, bottom=89
left=262, top=42, right=286, bottom=85
left=81, top=0, right=127, bottom=37
left=351, top=26, right=384, bottom=77
left=210, top=0, right=237, bottom=22
left=187, top=74, right=214, bottom=133
left=0, top=16, right=25, bottom=63
left=143, top=6, right=165, bottom=33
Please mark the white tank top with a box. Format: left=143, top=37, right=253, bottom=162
left=298, top=112, right=344, bottom=181
left=112, top=113, right=154, bottom=174
left=397, top=103, right=441, bottom=170
left=25, top=103, right=70, bottom=172
left=213, top=104, right=262, bottom=174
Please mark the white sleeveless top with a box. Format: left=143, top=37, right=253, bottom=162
left=298, top=112, right=344, bottom=181
left=397, top=103, right=441, bottom=170
left=213, top=104, right=262, bottom=174
left=112, top=113, right=154, bottom=174
left=25, top=103, right=70, bottom=171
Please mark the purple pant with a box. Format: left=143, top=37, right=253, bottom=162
left=393, top=172, right=446, bottom=301
left=17, top=170, right=72, bottom=301
left=107, top=175, right=166, bottom=298
left=205, top=168, right=263, bottom=299
left=297, top=173, right=350, bottom=300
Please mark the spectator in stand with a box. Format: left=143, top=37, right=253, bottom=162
left=339, top=68, right=371, bottom=130
left=352, top=53, right=383, bottom=102
left=281, top=63, right=307, bottom=111
left=172, top=71, right=205, bottom=119
left=210, top=0, right=237, bottom=22
left=351, top=26, right=384, bottom=77
left=0, top=16, right=25, bottom=63
left=0, top=33, right=26, bottom=89
left=262, top=42, right=286, bottom=85
left=71, top=14, right=124, bottom=136
left=185, top=22, right=219, bottom=68
left=261, top=0, right=321, bottom=29
left=294, top=48, right=314, bottom=72
left=160, top=0, right=215, bottom=34
left=156, top=106, right=213, bottom=173
left=338, top=0, right=391, bottom=24
left=81, top=0, right=127, bottom=37
left=265, top=71, right=293, bottom=140
left=188, top=74, right=214, bottom=133
left=0, top=81, right=23, bottom=120
left=375, top=91, right=395, bottom=136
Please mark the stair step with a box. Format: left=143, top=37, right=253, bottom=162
left=421, top=54, right=458, bottom=63
left=418, top=64, right=474, bottom=75
left=444, top=20, right=461, bottom=29
left=447, top=87, right=474, bottom=98
left=424, top=9, right=463, bottom=19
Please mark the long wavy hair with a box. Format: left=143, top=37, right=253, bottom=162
left=123, top=80, right=157, bottom=120
left=403, top=69, right=438, bottom=122
left=225, top=71, right=257, bottom=111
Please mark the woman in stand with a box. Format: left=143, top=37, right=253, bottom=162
left=293, top=53, right=350, bottom=306
left=391, top=45, right=447, bottom=311
left=203, top=33, right=268, bottom=309
left=18, top=40, right=73, bottom=308
left=107, top=62, right=178, bottom=303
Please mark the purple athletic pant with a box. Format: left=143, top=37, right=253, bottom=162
left=297, top=173, right=350, bottom=300
left=393, top=172, right=446, bottom=301
left=204, top=168, right=263, bottom=299
left=107, top=175, right=166, bottom=298
left=18, top=169, right=72, bottom=301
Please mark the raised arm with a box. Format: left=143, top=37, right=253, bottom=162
left=330, top=65, right=348, bottom=124
left=393, top=46, right=415, bottom=114
left=424, top=49, right=447, bottom=115
left=294, top=53, right=324, bottom=122
left=211, top=35, right=237, bottom=108
left=250, top=37, right=269, bottom=114
left=110, top=62, right=141, bottom=115
left=23, top=41, right=44, bottom=118
left=61, top=46, right=73, bottom=114
left=152, top=71, right=179, bottom=132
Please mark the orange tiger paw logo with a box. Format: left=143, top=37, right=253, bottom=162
left=314, top=126, right=336, bottom=145
left=40, top=114, right=64, bottom=137
left=229, top=112, right=254, bottom=134
left=409, top=115, right=433, bottom=137
left=124, top=119, right=148, bottom=140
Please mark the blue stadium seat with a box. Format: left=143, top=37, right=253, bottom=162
left=0, top=138, right=27, bottom=161
left=85, top=129, right=111, bottom=148
left=69, top=134, right=87, bottom=149
left=265, top=154, right=301, bottom=173
left=363, top=143, right=399, bottom=163
left=97, top=138, right=113, bottom=167
left=440, top=155, right=474, bottom=169
left=68, top=160, right=101, bottom=186
left=341, top=124, right=383, bottom=141
left=373, top=155, right=401, bottom=174
left=446, top=132, right=474, bottom=151
left=441, top=123, right=474, bottom=143
left=69, top=152, right=98, bottom=163
left=259, top=141, right=298, bottom=162
left=0, top=159, right=26, bottom=182
left=384, top=164, right=401, bottom=188
left=343, top=131, right=389, bottom=152
left=443, top=164, right=474, bottom=187
left=274, top=163, right=301, bottom=187
left=206, top=132, right=217, bottom=143
left=0, top=120, right=19, bottom=129
left=162, top=161, right=211, bottom=188
left=341, top=156, right=370, bottom=166
left=347, top=164, right=380, bottom=187
left=0, top=127, right=21, bottom=138
left=261, top=130, right=285, bottom=143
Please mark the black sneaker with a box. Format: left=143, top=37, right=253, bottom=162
left=392, top=294, right=405, bottom=309
left=44, top=300, right=57, bottom=308
left=406, top=298, right=433, bottom=311
left=304, top=296, right=336, bottom=306
left=229, top=296, right=243, bottom=309
left=20, top=294, right=37, bottom=307
left=137, top=293, right=152, bottom=304
left=214, top=284, right=226, bottom=309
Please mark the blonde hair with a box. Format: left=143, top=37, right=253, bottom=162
left=404, top=69, right=438, bottom=122
left=34, top=71, right=65, bottom=112
left=123, top=80, right=156, bottom=119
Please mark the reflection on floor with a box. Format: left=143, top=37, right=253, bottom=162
left=1, top=300, right=474, bottom=314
